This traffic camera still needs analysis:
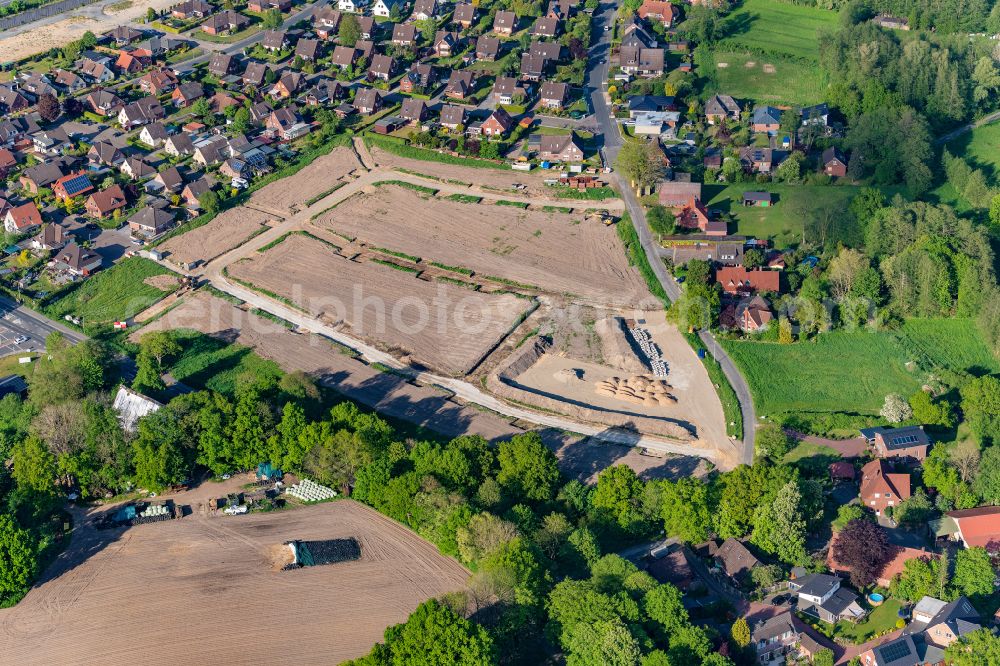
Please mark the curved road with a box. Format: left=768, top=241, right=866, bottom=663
left=584, top=1, right=756, bottom=465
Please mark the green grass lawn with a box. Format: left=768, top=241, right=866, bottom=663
left=830, top=599, right=903, bottom=644
left=930, top=120, right=1000, bottom=210
left=900, top=318, right=1000, bottom=375
left=721, top=331, right=924, bottom=417
left=702, top=50, right=828, bottom=106
left=718, top=0, right=838, bottom=61
left=42, top=258, right=179, bottom=328
left=723, top=321, right=999, bottom=421
left=703, top=184, right=865, bottom=247
left=166, top=329, right=282, bottom=395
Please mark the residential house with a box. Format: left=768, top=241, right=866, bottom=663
left=337, top=0, right=368, bottom=12
left=164, top=133, right=195, bottom=157
left=453, top=2, right=476, bottom=28
left=476, top=36, right=501, bottom=60
left=734, top=294, right=773, bottom=332
left=353, top=87, right=382, bottom=115
left=209, top=91, right=241, bottom=114
left=248, top=0, right=290, bottom=11
left=208, top=53, right=238, bottom=78
left=121, top=157, right=155, bottom=181
left=637, top=0, right=677, bottom=27
left=0, top=116, right=39, bottom=149
left=704, top=94, right=740, bottom=124
left=392, top=23, right=417, bottom=48
left=399, top=63, right=436, bottom=94
left=519, top=52, right=548, bottom=81
left=128, top=206, right=175, bottom=239
left=493, top=10, right=517, bottom=35
left=658, top=181, right=701, bottom=207
left=400, top=98, right=428, bottom=124
left=445, top=70, right=476, bottom=100
left=248, top=101, right=273, bottom=125
left=538, top=81, right=568, bottom=109
left=242, top=61, right=269, bottom=86
left=105, top=25, right=143, bottom=45
left=261, top=30, right=289, bottom=52
left=171, top=0, right=213, bottom=19
left=85, top=185, right=128, bottom=219
left=531, top=16, right=559, bottom=38
left=202, top=11, right=250, bottom=35
left=368, top=54, right=395, bottom=81
left=620, top=18, right=657, bottom=48
left=800, top=102, right=829, bottom=126
left=0, top=149, right=16, bottom=177
left=4, top=202, right=43, bottom=234
left=313, top=6, right=342, bottom=39
left=861, top=426, right=931, bottom=461
left=30, top=223, right=67, bottom=252
left=751, top=105, right=782, bottom=134
left=148, top=166, right=185, bottom=194
left=19, top=162, right=64, bottom=193
left=740, top=147, right=784, bottom=174
left=192, top=135, right=230, bottom=166
left=439, top=104, right=466, bottom=130
left=716, top=267, right=780, bottom=295
left=19, top=72, right=57, bottom=98
left=538, top=133, right=583, bottom=162
left=265, top=107, right=309, bottom=140
left=713, top=538, right=760, bottom=588
left=52, top=69, right=87, bottom=93
left=941, top=506, right=1000, bottom=550
left=823, top=147, right=847, bottom=177
left=84, top=90, right=125, bottom=116
left=481, top=107, right=513, bottom=137
left=0, top=85, right=32, bottom=114
left=88, top=141, right=125, bottom=168
left=858, top=597, right=979, bottom=666
left=372, top=0, right=405, bottom=18
left=434, top=30, right=460, bottom=57
left=751, top=612, right=801, bottom=664
left=172, top=82, right=205, bottom=107
left=139, top=68, right=179, bottom=95
left=357, top=19, right=375, bottom=40
left=77, top=58, right=116, bottom=84
left=118, top=96, right=165, bottom=127
left=295, top=38, right=321, bottom=61
left=115, top=51, right=146, bottom=75
left=269, top=71, right=304, bottom=98
left=628, top=94, right=676, bottom=117
left=529, top=39, right=561, bottom=63
left=32, top=129, right=72, bottom=157
left=618, top=46, right=665, bottom=77
left=181, top=176, right=214, bottom=208
left=859, top=459, right=910, bottom=516
left=304, top=78, right=345, bottom=105
left=412, top=0, right=436, bottom=20
left=138, top=122, right=168, bottom=149
left=52, top=243, right=101, bottom=276
left=789, top=574, right=865, bottom=624
left=493, top=76, right=528, bottom=105
left=331, top=46, right=359, bottom=70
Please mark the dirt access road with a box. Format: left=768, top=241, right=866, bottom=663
left=0, top=499, right=468, bottom=666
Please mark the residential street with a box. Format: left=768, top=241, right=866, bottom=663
left=584, top=1, right=756, bottom=464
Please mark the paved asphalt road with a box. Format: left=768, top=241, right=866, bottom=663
left=585, top=1, right=756, bottom=465
left=0, top=295, right=85, bottom=353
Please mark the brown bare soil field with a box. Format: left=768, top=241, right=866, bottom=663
left=368, top=145, right=556, bottom=196
left=0, top=500, right=468, bottom=666
left=160, top=207, right=274, bottom=267
left=248, top=148, right=362, bottom=215
left=312, top=185, right=651, bottom=308
left=134, top=291, right=521, bottom=440
left=227, top=233, right=531, bottom=375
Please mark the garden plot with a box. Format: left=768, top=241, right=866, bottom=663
left=311, top=184, right=650, bottom=308
left=226, top=233, right=532, bottom=375
left=160, top=207, right=275, bottom=268
left=248, top=148, right=363, bottom=215
left=0, top=500, right=468, bottom=666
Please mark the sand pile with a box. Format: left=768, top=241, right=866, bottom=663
left=595, top=375, right=676, bottom=407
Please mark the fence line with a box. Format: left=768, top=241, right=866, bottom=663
left=0, top=0, right=103, bottom=34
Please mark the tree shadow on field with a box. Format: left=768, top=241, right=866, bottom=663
left=541, top=425, right=706, bottom=483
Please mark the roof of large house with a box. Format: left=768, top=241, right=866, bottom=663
left=861, top=425, right=931, bottom=451
left=791, top=573, right=841, bottom=598
left=944, top=506, right=1000, bottom=548
left=53, top=242, right=99, bottom=271
left=113, top=385, right=163, bottom=433
left=87, top=184, right=127, bottom=214
left=752, top=105, right=782, bottom=125
left=6, top=202, right=42, bottom=229
left=538, top=133, right=582, bottom=157
left=751, top=611, right=796, bottom=645
left=715, top=266, right=780, bottom=293
left=860, top=459, right=911, bottom=501
left=714, top=538, right=760, bottom=578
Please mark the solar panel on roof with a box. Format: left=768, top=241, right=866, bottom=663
left=879, top=640, right=912, bottom=662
